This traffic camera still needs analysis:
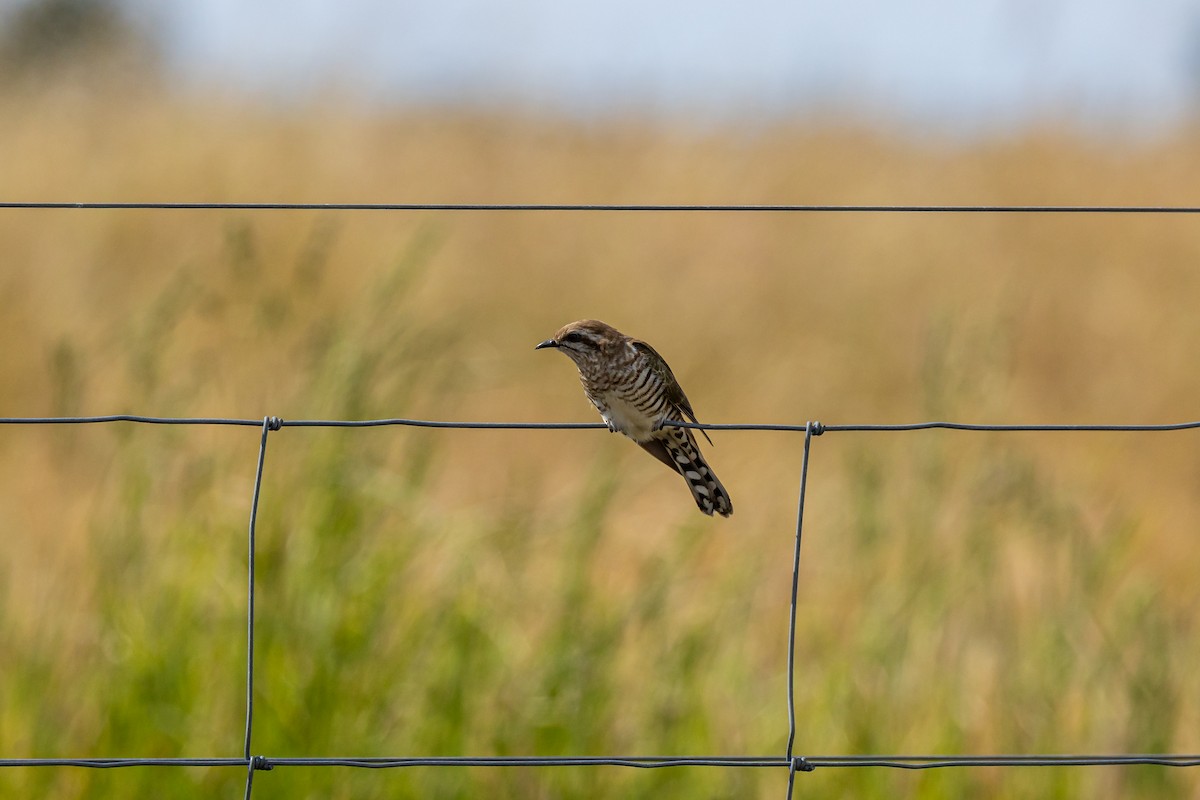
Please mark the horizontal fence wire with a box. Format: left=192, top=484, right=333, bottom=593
left=4, top=755, right=1200, bottom=770
left=6, top=202, right=1200, bottom=213
left=5, top=416, right=1200, bottom=432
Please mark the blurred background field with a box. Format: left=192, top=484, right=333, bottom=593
left=4, top=1, right=1200, bottom=798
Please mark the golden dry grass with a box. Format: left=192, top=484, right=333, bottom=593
left=2, top=84, right=1200, bottom=798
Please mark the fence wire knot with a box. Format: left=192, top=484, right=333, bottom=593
left=808, top=421, right=825, bottom=436
left=792, top=756, right=815, bottom=773
left=250, top=755, right=273, bottom=771
left=265, top=416, right=283, bottom=431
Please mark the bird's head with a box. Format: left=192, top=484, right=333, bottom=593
left=535, top=319, right=623, bottom=367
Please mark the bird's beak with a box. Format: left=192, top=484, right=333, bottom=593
left=535, top=339, right=558, bottom=350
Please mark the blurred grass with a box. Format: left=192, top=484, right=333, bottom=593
left=1, top=83, right=1200, bottom=798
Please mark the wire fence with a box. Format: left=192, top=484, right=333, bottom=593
left=2, top=413, right=1200, bottom=800
left=4, top=197, right=1200, bottom=796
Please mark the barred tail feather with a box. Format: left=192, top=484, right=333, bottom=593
left=641, top=429, right=733, bottom=517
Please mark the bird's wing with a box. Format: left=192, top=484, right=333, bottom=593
left=632, top=339, right=714, bottom=446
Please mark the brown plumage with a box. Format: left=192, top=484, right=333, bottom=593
left=536, top=319, right=732, bottom=517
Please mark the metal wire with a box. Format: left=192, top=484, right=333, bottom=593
left=6, top=202, right=1200, bottom=213
left=3, top=413, right=1199, bottom=798
left=822, top=420, right=1200, bottom=432
left=5, top=415, right=1200, bottom=433
left=784, top=423, right=817, bottom=800
left=245, top=421, right=276, bottom=754
left=4, top=754, right=1198, bottom=769
left=802, top=755, right=1200, bottom=768
left=0, top=758, right=249, bottom=768
left=264, top=756, right=789, bottom=768
left=242, top=759, right=256, bottom=800
left=0, top=415, right=266, bottom=426
left=241, top=418, right=281, bottom=799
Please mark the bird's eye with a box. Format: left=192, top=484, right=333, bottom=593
left=563, top=332, right=584, bottom=344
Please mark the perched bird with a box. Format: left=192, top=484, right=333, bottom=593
left=536, top=319, right=732, bottom=517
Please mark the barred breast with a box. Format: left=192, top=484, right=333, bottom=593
left=583, top=361, right=666, bottom=441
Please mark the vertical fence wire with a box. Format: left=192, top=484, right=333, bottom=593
left=243, top=759, right=257, bottom=800
left=243, top=417, right=281, bottom=799
left=785, top=422, right=819, bottom=799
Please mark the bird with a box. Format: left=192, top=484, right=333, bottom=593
left=536, top=319, right=732, bottom=517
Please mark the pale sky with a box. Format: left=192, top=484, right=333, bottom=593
left=124, top=0, right=1200, bottom=134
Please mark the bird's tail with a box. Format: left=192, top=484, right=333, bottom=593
left=641, top=428, right=733, bottom=517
